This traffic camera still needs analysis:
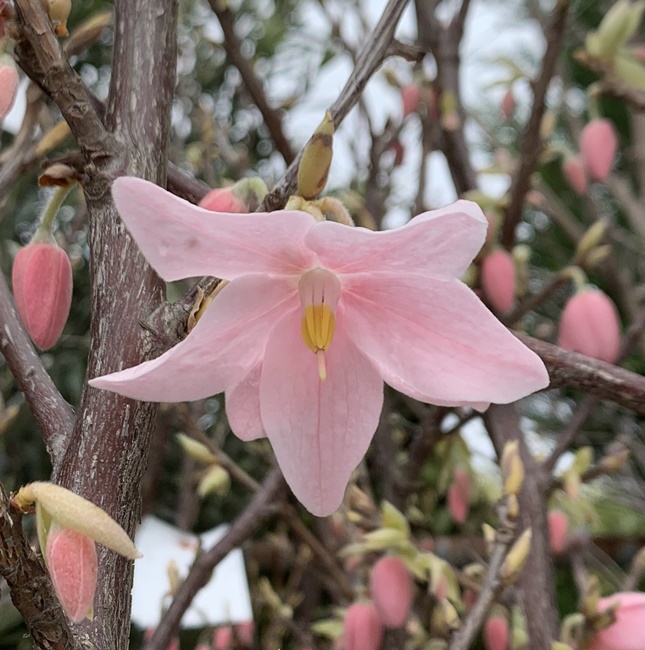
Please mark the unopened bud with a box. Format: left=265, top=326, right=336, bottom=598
left=580, top=119, right=617, bottom=182
left=46, top=526, right=97, bottom=622
left=484, top=610, right=510, bottom=650
left=563, top=156, right=588, bottom=195
left=558, top=288, right=621, bottom=363
left=369, top=556, right=413, bottom=628
left=500, top=528, right=532, bottom=585
left=12, top=240, right=73, bottom=350
left=198, top=465, right=230, bottom=497
left=313, top=196, right=354, bottom=225
left=548, top=510, right=569, bottom=554
left=614, top=51, right=645, bottom=91
left=482, top=523, right=496, bottom=556
left=38, top=163, right=78, bottom=188
left=234, top=620, right=254, bottom=648
left=583, top=244, right=612, bottom=269
left=597, top=448, right=630, bottom=473
left=297, top=111, right=334, bottom=200
left=500, top=440, right=525, bottom=496
left=213, top=626, right=234, bottom=650
left=175, top=433, right=216, bottom=464
left=481, top=249, right=516, bottom=314
left=433, top=599, right=460, bottom=635
left=551, top=643, right=574, bottom=650
left=343, top=602, right=383, bottom=650
left=199, top=177, right=268, bottom=213
left=576, top=221, right=608, bottom=261
left=363, top=527, right=407, bottom=551
left=506, top=493, right=519, bottom=520
left=0, top=57, right=19, bottom=122
left=447, top=468, right=470, bottom=524
left=380, top=501, right=410, bottom=536
left=402, top=83, right=421, bottom=117
left=581, top=574, right=601, bottom=617
left=594, top=0, right=644, bottom=59
left=47, top=0, right=72, bottom=37
left=501, top=89, right=516, bottom=120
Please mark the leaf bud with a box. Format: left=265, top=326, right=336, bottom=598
left=297, top=111, right=334, bottom=200
left=500, top=440, right=525, bottom=496
left=500, top=528, right=532, bottom=586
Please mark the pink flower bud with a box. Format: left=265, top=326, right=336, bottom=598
left=401, top=84, right=421, bottom=117
left=214, top=625, right=234, bottom=649
left=447, top=468, right=470, bottom=524
left=0, top=60, right=19, bottom=122
left=344, top=603, right=384, bottom=650
left=558, top=289, right=621, bottom=363
left=144, top=629, right=179, bottom=650
left=548, top=510, right=569, bottom=554
left=12, top=241, right=73, bottom=350
left=234, top=620, right=255, bottom=647
left=390, top=139, right=405, bottom=166
left=501, top=89, right=516, bottom=120
left=480, top=250, right=516, bottom=314
left=591, top=592, right=645, bottom=650
left=369, top=556, right=414, bottom=628
left=464, top=589, right=477, bottom=610
left=46, top=527, right=97, bottom=623
left=563, top=156, right=588, bottom=195
left=483, top=615, right=510, bottom=650
left=199, top=187, right=246, bottom=213
left=580, top=119, right=617, bottom=182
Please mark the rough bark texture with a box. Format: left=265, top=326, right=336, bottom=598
left=50, top=2, right=179, bottom=648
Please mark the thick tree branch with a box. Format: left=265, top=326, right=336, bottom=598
left=501, top=0, right=570, bottom=248
left=0, top=271, right=75, bottom=459
left=145, top=468, right=286, bottom=650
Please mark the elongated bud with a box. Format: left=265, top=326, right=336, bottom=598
left=576, top=220, right=608, bottom=262
left=213, top=626, right=234, bottom=650
left=402, top=83, right=421, bottom=117
left=0, top=58, right=19, bottom=122
left=369, top=556, right=414, bottom=628
left=484, top=607, right=510, bottom=650
left=447, top=468, right=470, bottom=524
left=558, top=288, right=621, bottom=363
left=234, top=620, right=254, bottom=648
left=362, top=526, right=407, bottom=551
left=563, top=156, right=587, bottom=195
left=198, top=465, right=230, bottom=497
left=593, top=0, right=644, bottom=59
left=297, top=111, right=334, bottom=200
left=175, top=433, right=216, bottom=464
left=548, top=510, right=569, bottom=554
left=47, top=0, right=72, bottom=36
left=614, top=51, right=645, bottom=91
left=432, top=599, right=460, bottom=635
left=199, top=177, right=268, bottom=213
left=482, top=523, right=496, bottom=556
left=500, top=528, right=532, bottom=585
left=501, top=89, right=516, bottom=120
left=46, top=526, right=97, bottom=622
left=380, top=501, right=410, bottom=535
left=481, top=250, right=516, bottom=314
left=16, top=482, right=141, bottom=559
left=500, top=440, right=525, bottom=496
left=343, top=603, right=384, bottom=650
left=580, top=119, right=617, bottom=182
left=12, top=240, right=73, bottom=350
left=581, top=575, right=601, bottom=617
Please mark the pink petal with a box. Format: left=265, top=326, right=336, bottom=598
left=341, top=273, right=549, bottom=405
left=226, top=362, right=266, bottom=441
left=306, top=200, right=486, bottom=278
left=89, top=275, right=297, bottom=401
left=112, top=177, right=317, bottom=281
left=259, top=310, right=383, bottom=516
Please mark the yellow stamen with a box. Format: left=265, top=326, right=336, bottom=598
left=316, top=350, right=327, bottom=381
left=301, top=304, right=336, bottom=354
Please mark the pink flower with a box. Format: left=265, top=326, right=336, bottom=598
left=344, top=603, right=383, bottom=650
left=12, top=241, right=73, bottom=350
left=0, top=59, right=19, bottom=122
left=563, top=156, right=588, bottom=195
left=558, top=288, right=621, bottom=363
left=483, top=615, right=509, bottom=650
left=580, top=119, right=617, bottom=182
left=447, top=467, right=470, bottom=524
left=480, top=249, right=516, bottom=314
left=213, top=625, right=234, bottom=649
left=89, top=178, right=549, bottom=516
left=590, top=592, right=645, bottom=650
left=548, top=510, right=569, bottom=554
left=369, top=556, right=414, bottom=628
left=401, top=83, right=421, bottom=117
left=46, top=527, right=98, bottom=623
left=501, top=89, right=515, bottom=120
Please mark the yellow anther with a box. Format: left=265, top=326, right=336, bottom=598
left=301, top=304, right=336, bottom=354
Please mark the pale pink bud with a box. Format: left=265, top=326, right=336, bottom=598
left=46, top=528, right=97, bottom=623
left=390, top=139, right=405, bottom=166
left=234, top=620, right=255, bottom=647
left=464, top=589, right=477, bottom=610
left=199, top=187, right=246, bottom=212
left=344, top=603, right=384, bottom=650
left=548, top=510, right=569, bottom=554
left=558, top=289, right=621, bottom=363
left=144, top=628, right=179, bottom=650
left=214, top=625, right=234, bottom=649
left=591, top=592, right=645, bottom=650
left=483, top=615, right=510, bottom=650
left=369, top=556, right=414, bottom=628
left=501, top=89, right=516, bottom=120
left=480, top=250, right=516, bottom=313
left=563, top=156, right=588, bottom=194
left=12, top=241, right=73, bottom=350
left=580, top=119, right=617, bottom=182
left=447, top=468, right=470, bottom=524
left=401, top=84, right=421, bottom=117
left=0, top=60, right=19, bottom=122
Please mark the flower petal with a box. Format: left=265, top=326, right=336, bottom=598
left=226, top=361, right=266, bottom=441
left=259, top=311, right=383, bottom=516
left=306, top=200, right=486, bottom=278
left=342, top=273, right=549, bottom=405
left=89, top=275, right=297, bottom=401
left=112, top=177, right=317, bottom=281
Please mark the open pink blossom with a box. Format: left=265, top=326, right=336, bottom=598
left=89, top=178, right=549, bottom=516
left=590, top=592, right=645, bottom=650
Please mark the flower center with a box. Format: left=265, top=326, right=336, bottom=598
left=298, top=268, right=341, bottom=381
